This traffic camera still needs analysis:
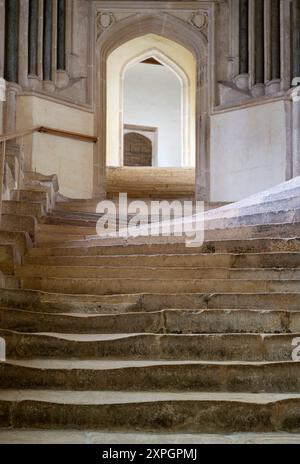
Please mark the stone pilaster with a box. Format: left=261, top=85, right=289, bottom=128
left=4, top=0, right=19, bottom=83
left=270, top=0, right=280, bottom=80
left=57, top=0, right=66, bottom=70
left=28, top=0, right=39, bottom=76
left=239, top=0, right=249, bottom=75
left=43, top=0, right=53, bottom=82
left=292, top=0, right=300, bottom=81
left=254, top=0, right=264, bottom=84
left=18, top=0, right=29, bottom=87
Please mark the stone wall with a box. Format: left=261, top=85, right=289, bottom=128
left=0, top=1, right=299, bottom=202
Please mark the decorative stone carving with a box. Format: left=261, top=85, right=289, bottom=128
left=191, top=11, right=208, bottom=31
left=96, top=12, right=115, bottom=38
left=163, top=10, right=209, bottom=40
left=96, top=8, right=209, bottom=41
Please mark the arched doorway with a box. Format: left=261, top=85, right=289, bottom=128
left=106, top=34, right=196, bottom=168
left=94, top=13, right=210, bottom=200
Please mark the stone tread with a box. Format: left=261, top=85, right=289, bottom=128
left=3, top=359, right=298, bottom=369
left=1, top=390, right=300, bottom=404
left=0, top=430, right=299, bottom=444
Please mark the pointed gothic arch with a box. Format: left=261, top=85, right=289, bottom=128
left=94, top=12, right=211, bottom=200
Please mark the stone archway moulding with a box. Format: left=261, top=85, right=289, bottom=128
left=92, top=1, right=214, bottom=200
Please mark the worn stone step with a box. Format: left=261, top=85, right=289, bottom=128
left=1, top=360, right=300, bottom=393
left=15, top=264, right=300, bottom=281
left=39, top=223, right=97, bottom=236
left=0, top=231, right=31, bottom=257
left=12, top=190, right=49, bottom=209
left=33, top=234, right=300, bottom=250
left=36, top=233, right=89, bottom=243
left=0, top=244, right=21, bottom=275
left=4, top=276, right=21, bottom=290
left=1, top=288, right=300, bottom=314
left=1, top=214, right=39, bottom=242
left=23, top=252, right=300, bottom=272
left=19, top=276, right=300, bottom=295
left=207, top=208, right=300, bottom=230
left=0, top=390, right=300, bottom=432
left=27, top=238, right=300, bottom=255
left=42, top=216, right=300, bottom=241
left=1, top=308, right=300, bottom=334
left=0, top=288, right=142, bottom=314
left=2, top=430, right=300, bottom=444
left=2, top=201, right=45, bottom=219
left=0, top=330, right=298, bottom=362
left=205, top=222, right=300, bottom=240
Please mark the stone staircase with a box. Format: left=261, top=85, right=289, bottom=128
left=1, top=175, right=300, bottom=437
left=0, top=142, right=59, bottom=291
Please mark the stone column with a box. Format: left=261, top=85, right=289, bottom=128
left=271, top=0, right=280, bottom=79
left=292, top=0, right=300, bottom=81
left=266, top=0, right=281, bottom=95
left=4, top=0, right=19, bottom=83
left=18, top=0, right=29, bottom=87
left=43, top=0, right=52, bottom=82
left=252, top=0, right=265, bottom=96
left=0, top=0, right=5, bottom=135
left=0, top=0, right=5, bottom=78
left=236, top=0, right=249, bottom=89
left=239, top=0, right=249, bottom=74
left=254, top=0, right=264, bottom=83
left=28, top=0, right=39, bottom=76
left=57, top=0, right=66, bottom=70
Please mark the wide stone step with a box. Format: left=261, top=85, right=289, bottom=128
left=15, top=264, right=300, bottom=281
left=42, top=216, right=300, bottom=241
left=27, top=238, right=300, bottom=255
left=1, top=390, right=300, bottom=432
left=1, top=360, right=300, bottom=393
left=39, top=223, right=98, bottom=236
left=0, top=231, right=31, bottom=257
left=1, top=308, right=299, bottom=334
left=23, top=252, right=300, bottom=270
left=2, top=214, right=39, bottom=242
left=12, top=190, right=49, bottom=209
left=19, top=276, right=300, bottom=295
left=0, top=330, right=298, bottom=361
left=1, top=430, right=300, bottom=444
left=1, top=289, right=300, bottom=313
left=2, top=201, right=45, bottom=219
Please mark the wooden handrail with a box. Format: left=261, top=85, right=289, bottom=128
left=38, top=126, right=98, bottom=143
left=0, top=126, right=98, bottom=143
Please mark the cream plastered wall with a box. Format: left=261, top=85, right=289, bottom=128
left=106, top=34, right=196, bottom=167
left=16, top=95, right=94, bottom=198
left=124, top=62, right=182, bottom=166
left=210, top=100, right=287, bottom=202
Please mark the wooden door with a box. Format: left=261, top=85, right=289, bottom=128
left=124, top=132, right=152, bottom=166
